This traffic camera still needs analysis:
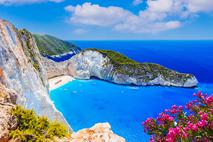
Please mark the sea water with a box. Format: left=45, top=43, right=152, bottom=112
left=50, top=40, right=213, bottom=142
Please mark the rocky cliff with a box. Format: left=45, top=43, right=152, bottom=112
left=0, top=19, right=125, bottom=142
left=0, top=83, right=16, bottom=141
left=0, top=19, right=65, bottom=121
left=70, top=123, right=125, bottom=142
left=44, top=49, right=198, bottom=87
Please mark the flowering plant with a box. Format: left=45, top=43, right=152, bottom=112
left=142, top=91, right=213, bottom=142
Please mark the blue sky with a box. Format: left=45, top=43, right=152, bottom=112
left=0, top=0, right=213, bottom=40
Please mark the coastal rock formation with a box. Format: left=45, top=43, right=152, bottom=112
left=0, top=83, right=16, bottom=142
left=44, top=49, right=198, bottom=88
left=70, top=123, right=125, bottom=142
left=0, top=19, right=65, bottom=121
left=42, top=57, right=69, bottom=79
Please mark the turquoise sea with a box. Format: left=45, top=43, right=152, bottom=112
left=50, top=41, right=213, bottom=142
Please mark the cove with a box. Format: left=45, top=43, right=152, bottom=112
left=50, top=80, right=213, bottom=142
left=50, top=40, right=213, bottom=141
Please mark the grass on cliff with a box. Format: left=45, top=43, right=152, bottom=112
left=9, top=106, right=70, bottom=142
left=33, top=34, right=80, bottom=56
left=85, top=48, right=193, bottom=82
left=85, top=48, right=139, bottom=65
left=19, top=29, right=41, bottom=72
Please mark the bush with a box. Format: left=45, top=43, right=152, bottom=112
left=9, top=106, right=70, bottom=142
left=142, top=91, right=213, bottom=142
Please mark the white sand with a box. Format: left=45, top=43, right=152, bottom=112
left=48, top=75, right=74, bottom=91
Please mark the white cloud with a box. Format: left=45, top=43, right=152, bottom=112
left=72, top=28, right=87, bottom=35
left=65, top=3, right=131, bottom=27
left=0, top=0, right=64, bottom=5
left=187, top=0, right=213, bottom=13
left=65, top=5, right=75, bottom=12
left=133, top=0, right=143, bottom=6
left=65, top=1, right=213, bottom=33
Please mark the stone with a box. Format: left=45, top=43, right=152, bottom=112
left=70, top=123, right=125, bottom=142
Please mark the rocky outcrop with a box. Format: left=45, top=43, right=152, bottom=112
left=44, top=49, right=198, bottom=88
left=70, top=123, right=125, bottom=142
left=0, top=19, right=65, bottom=122
left=42, top=57, right=69, bottom=79
left=0, top=83, right=16, bottom=142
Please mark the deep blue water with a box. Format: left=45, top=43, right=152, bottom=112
left=45, top=53, right=75, bottom=62
left=50, top=41, right=213, bottom=142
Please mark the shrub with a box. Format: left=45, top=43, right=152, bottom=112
left=9, top=106, right=70, bottom=142
left=142, top=91, right=213, bottom=142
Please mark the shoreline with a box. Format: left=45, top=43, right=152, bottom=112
left=48, top=75, right=74, bottom=91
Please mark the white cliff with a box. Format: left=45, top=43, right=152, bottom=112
left=0, top=19, right=65, bottom=121
left=43, top=49, right=198, bottom=88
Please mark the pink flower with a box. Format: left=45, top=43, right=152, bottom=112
left=198, top=91, right=203, bottom=98
left=197, top=120, right=207, bottom=128
left=191, top=124, right=198, bottom=131
left=182, top=130, right=187, bottom=138
left=179, top=105, right=183, bottom=110
left=198, top=111, right=203, bottom=115
left=150, top=136, right=154, bottom=142
left=142, top=92, right=213, bottom=142
left=172, top=105, right=177, bottom=109
left=205, top=95, right=213, bottom=106
left=168, top=116, right=174, bottom=121
left=201, top=113, right=208, bottom=121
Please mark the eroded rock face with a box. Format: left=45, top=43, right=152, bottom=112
left=70, top=50, right=198, bottom=87
left=44, top=49, right=198, bottom=88
left=70, top=123, right=125, bottom=142
left=0, top=83, right=16, bottom=142
left=0, top=19, right=65, bottom=122
left=42, top=57, right=69, bottom=79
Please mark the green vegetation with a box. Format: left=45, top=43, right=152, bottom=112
left=33, top=34, right=80, bottom=56
left=19, top=29, right=41, bottom=72
left=86, top=48, right=193, bottom=83
left=9, top=106, right=70, bottom=142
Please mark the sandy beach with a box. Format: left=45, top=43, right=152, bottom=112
left=48, top=75, right=74, bottom=91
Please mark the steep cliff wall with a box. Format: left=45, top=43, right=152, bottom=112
left=43, top=49, right=198, bottom=88
left=0, top=19, right=65, bottom=121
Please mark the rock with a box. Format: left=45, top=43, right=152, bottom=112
left=0, top=104, right=15, bottom=142
left=70, top=123, right=125, bottom=142
left=42, top=57, right=69, bottom=79
left=0, top=19, right=66, bottom=123
left=43, top=49, right=198, bottom=88
left=0, top=84, right=17, bottom=104
left=0, top=83, right=16, bottom=142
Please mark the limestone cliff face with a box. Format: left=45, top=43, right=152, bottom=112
left=44, top=49, right=198, bottom=88
left=0, top=83, right=16, bottom=141
left=42, top=57, right=69, bottom=79
left=70, top=123, right=125, bottom=142
left=0, top=19, right=64, bottom=121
